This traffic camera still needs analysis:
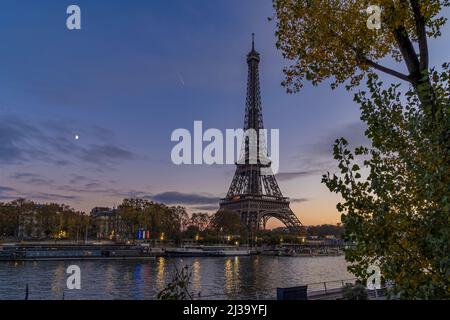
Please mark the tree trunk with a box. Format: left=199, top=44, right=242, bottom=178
left=410, top=73, right=437, bottom=120
left=392, top=25, right=437, bottom=120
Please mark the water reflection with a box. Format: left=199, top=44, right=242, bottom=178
left=51, top=264, right=65, bottom=297
left=0, top=256, right=351, bottom=300
left=132, top=264, right=143, bottom=299
left=156, top=257, right=165, bottom=293
left=105, top=264, right=115, bottom=294
left=142, top=263, right=151, bottom=300
left=224, top=257, right=241, bottom=298
left=191, top=260, right=201, bottom=295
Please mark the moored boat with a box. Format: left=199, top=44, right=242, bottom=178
left=201, top=246, right=251, bottom=256
left=213, top=249, right=251, bottom=256
left=0, top=244, right=157, bottom=261
left=164, top=247, right=209, bottom=257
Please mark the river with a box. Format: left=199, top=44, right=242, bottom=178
left=0, top=255, right=353, bottom=300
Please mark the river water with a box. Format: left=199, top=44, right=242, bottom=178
left=0, top=256, right=353, bottom=300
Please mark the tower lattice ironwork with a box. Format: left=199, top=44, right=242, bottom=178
left=219, top=34, right=303, bottom=235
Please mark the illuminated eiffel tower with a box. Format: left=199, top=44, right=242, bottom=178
left=219, top=34, right=303, bottom=236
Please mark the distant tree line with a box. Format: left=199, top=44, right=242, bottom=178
left=305, top=224, right=344, bottom=238
left=0, top=199, right=89, bottom=240
left=117, top=198, right=188, bottom=242
left=0, top=198, right=343, bottom=242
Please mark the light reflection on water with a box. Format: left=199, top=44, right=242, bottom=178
left=0, top=256, right=352, bottom=300
left=192, top=260, right=201, bottom=295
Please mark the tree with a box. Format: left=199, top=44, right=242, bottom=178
left=0, top=199, right=88, bottom=240
left=10, top=199, right=36, bottom=239
left=306, top=224, right=344, bottom=238
left=189, top=213, right=211, bottom=232
left=211, top=210, right=246, bottom=236
left=0, top=202, right=18, bottom=237
left=117, top=198, right=147, bottom=239
left=322, top=66, right=450, bottom=299
left=169, top=206, right=190, bottom=235
left=157, top=265, right=194, bottom=300
left=272, top=0, right=449, bottom=114
left=117, top=199, right=188, bottom=240
left=342, top=282, right=369, bottom=300
left=35, top=203, right=59, bottom=238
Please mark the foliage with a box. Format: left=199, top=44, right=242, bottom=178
left=322, top=65, right=450, bottom=299
left=157, top=265, right=194, bottom=300
left=2, top=198, right=344, bottom=243
left=306, top=224, right=344, bottom=238
left=211, top=210, right=247, bottom=236
left=0, top=199, right=89, bottom=239
left=342, top=282, right=369, bottom=300
left=189, top=212, right=212, bottom=232
left=117, top=199, right=188, bottom=240
left=272, top=0, right=449, bottom=103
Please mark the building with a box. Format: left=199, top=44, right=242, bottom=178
left=90, top=207, right=123, bottom=240
left=17, top=205, right=43, bottom=240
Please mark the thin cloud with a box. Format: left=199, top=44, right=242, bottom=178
left=10, top=173, right=54, bottom=186
left=0, top=186, right=80, bottom=202
left=0, top=116, right=44, bottom=163
left=290, top=121, right=370, bottom=174
left=80, top=144, right=135, bottom=164
left=314, top=121, right=370, bottom=157
left=0, top=115, right=137, bottom=168
left=276, top=171, right=319, bottom=181
left=26, top=192, right=81, bottom=202
left=290, top=197, right=309, bottom=203
left=69, top=174, right=89, bottom=184
left=177, top=73, right=186, bottom=86
left=191, top=205, right=219, bottom=211
left=0, top=186, right=16, bottom=192
left=85, top=182, right=103, bottom=189
left=145, top=192, right=221, bottom=205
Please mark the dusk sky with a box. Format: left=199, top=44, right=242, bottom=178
left=1, top=1, right=449, bottom=226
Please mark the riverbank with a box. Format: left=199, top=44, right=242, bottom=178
left=0, top=243, right=344, bottom=261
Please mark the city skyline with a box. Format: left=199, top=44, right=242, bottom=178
left=1, top=0, right=449, bottom=226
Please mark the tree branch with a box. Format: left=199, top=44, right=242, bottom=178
left=333, top=29, right=412, bottom=84
left=393, top=26, right=421, bottom=81
left=363, top=58, right=411, bottom=82
left=409, top=0, right=429, bottom=72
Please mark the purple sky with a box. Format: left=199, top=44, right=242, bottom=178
left=0, top=1, right=449, bottom=226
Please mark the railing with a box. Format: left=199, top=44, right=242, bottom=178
left=197, top=278, right=361, bottom=300
left=306, top=278, right=357, bottom=295
left=306, top=278, right=390, bottom=300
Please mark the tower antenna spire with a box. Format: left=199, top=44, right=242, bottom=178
left=252, top=33, right=255, bottom=50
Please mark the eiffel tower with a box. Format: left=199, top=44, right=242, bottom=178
left=219, top=34, right=303, bottom=236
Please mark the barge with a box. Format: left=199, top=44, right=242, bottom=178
left=165, top=246, right=251, bottom=257
left=0, top=244, right=162, bottom=261
left=0, top=244, right=251, bottom=261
